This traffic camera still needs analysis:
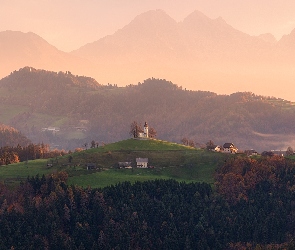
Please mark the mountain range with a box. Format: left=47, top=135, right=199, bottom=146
left=1, top=9, right=295, bottom=101
left=1, top=67, right=295, bottom=152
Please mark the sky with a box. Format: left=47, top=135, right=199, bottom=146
left=1, top=0, right=295, bottom=52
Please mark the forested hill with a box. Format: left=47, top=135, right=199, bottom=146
left=1, top=67, right=295, bottom=151
left=0, top=124, right=31, bottom=147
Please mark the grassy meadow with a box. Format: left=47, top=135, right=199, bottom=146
left=0, top=139, right=231, bottom=188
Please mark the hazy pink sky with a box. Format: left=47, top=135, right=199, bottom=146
left=1, top=0, right=295, bottom=52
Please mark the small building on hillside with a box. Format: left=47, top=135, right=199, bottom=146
left=86, top=163, right=97, bottom=170
left=118, top=162, right=132, bottom=169
left=136, top=158, right=148, bottom=168
left=223, top=143, right=238, bottom=154
left=244, top=149, right=258, bottom=156
left=41, top=127, right=60, bottom=133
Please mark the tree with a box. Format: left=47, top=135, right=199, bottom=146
left=149, top=127, right=157, bottom=138
left=181, top=137, right=189, bottom=146
left=129, top=121, right=143, bottom=138
left=286, top=147, right=294, bottom=156
left=188, top=140, right=195, bottom=147
left=90, top=140, right=96, bottom=148
left=206, top=140, right=215, bottom=150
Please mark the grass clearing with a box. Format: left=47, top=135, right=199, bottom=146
left=0, top=139, right=230, bottom=188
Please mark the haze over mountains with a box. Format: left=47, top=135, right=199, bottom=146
left=1, top=9, right=295, bottom=101
left=1, top=67, right=295, bottom=152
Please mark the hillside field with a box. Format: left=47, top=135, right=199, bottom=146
left=0, top=139, right=232, bottom=188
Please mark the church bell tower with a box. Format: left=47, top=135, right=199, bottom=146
left=143, top=122, right=149, bottom=138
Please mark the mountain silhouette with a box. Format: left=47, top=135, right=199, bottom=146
left=0, top=30, right=92, bottom=80
left=1, top=10, right=295, bottom=101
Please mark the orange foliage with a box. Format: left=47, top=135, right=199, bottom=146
left=215, top=155, right=294, bottom=203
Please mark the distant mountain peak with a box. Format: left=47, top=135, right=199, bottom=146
left=214, top=16, right=227, bottom=24
left=181, top=10, right=232, bottom=31
left=183, top=10, right=211, bottom=23
left=257, top=33, right=277, bottom=43
left=278, top=27, right=295, bottom=47
left=125, top=9, right=177, bottom=29
left=0, top=30, right=45, bottom=43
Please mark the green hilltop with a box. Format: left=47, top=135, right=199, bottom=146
left=0, top=138, right=231, bottom=188
left=86, top=138, right=196, bottom=151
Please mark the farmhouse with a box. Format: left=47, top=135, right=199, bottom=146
left=136, top=158, right=148, bottom=168
left=223, top=143, right=238, bottom=154
left=41, top=127, right=60, bottom=133
left=118, top=162, right=132, bottom=169
left=244, top=149, right=258, bottom=156
left=86, top=163, right=97, bottom=170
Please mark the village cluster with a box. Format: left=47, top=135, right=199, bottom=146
left=85, top=122, right=264, bottom=170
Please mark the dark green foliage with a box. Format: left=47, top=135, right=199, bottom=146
left=1, top=161, right=295, bottom=250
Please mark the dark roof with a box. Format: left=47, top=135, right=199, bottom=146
left=136, top=158, right=148, bottom=163
left=86, top=163, right=96, bottom=166
left=118, top=162, right=132, bottom=166
left=223, top=143, right=235, bottom=148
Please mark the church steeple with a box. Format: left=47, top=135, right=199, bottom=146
left=143, top=122, right=148, bottom=138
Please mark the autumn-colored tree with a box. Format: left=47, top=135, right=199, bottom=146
left=286, top=147, right=294, bottom=156
left=129, top=121, right=143, bottom=138
left=181, top=137, right=188, bottom=146
left=188, top=140, right=195, bottom=147
left=90, top=140, right=96, bottom=148
left=149, top=127, right=157, bottom=138
left=206, top=140, right=215, bottom=150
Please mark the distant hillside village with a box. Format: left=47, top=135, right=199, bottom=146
left=83, top=121, right=292, bottom=171
left=116, top=122, right=244, bottom=170
left=208, top=142, right=239, bottom=154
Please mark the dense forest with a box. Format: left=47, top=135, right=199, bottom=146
left=1, top=67, right=295, bottom=151
left=0, top=155, right=295, bottom=249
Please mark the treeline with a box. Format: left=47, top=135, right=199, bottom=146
left=1, top=157, right=295, bottom=249
left=0, top=143, right=67, bottom=165
left=0, top=124, right=31, bottom=147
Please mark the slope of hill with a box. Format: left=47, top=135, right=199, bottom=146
left=1, top=68, right=295, bottom=152
left=0, top=138, right=229, bottom=188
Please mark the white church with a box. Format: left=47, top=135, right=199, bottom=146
left=138, top=122, right=149, bottom=139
